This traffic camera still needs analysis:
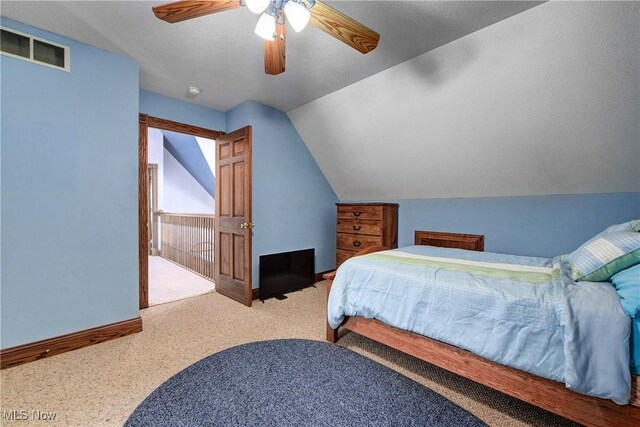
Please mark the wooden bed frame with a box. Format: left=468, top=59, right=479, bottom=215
left=324, top=243, right=640, bottom=427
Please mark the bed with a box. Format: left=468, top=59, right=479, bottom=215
left=324, top=231, right=640, bottom=427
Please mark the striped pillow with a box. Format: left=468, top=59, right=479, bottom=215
left=602, top=219, right=640, bottom=234
left=566, top=231, right=640, bottom=282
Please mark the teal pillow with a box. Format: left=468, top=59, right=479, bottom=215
left=566, top=231, right=640, bottom=282
left=610, top=264, right=640, bottom=317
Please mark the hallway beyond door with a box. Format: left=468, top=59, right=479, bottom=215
left=148, top=256, right=214, bottom=306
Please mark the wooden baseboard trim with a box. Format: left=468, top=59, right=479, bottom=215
left=0, top=317, right=142, bottom=370
left=252, top=287, right=260, bottom=301
left=314, top=269, right=335, bottom=283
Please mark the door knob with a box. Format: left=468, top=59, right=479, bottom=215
left=240, top=222, right=255, bottom=229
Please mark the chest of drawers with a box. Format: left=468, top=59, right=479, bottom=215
left=336, top=203, right=398, bottom=267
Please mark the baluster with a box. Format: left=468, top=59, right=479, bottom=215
left=193, top=217, right=197, bottom=274
left=197, top=217, right=204, bottom=275
left=181, top=216, right=185, bottom=268
left=207, top=216, right=211, bottom=280
left=196, top=217, right=200, bottom=276
left=195, top=216, right=199, bottom=276
left=189, top=216, right=192, bottom=272
left=182, top=216, right=185, bottom=266
left=167, top=216, right=170, bottom=261
left=191, top=217, right=194, bottom=274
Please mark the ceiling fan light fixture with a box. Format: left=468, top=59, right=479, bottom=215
left=255, top=12, right=277, bottom=41
left=283, top=0, right=310, bottom=32
left=245, top=0, right=271, bottom=14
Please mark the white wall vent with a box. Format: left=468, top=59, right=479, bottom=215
left=1, top=26, right=70, bottom=72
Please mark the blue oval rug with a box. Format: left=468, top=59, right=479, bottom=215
left=126, top=339, right=486, bottom=426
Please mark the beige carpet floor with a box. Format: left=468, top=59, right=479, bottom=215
left=0, top=282, right=578, bottom=427
left=148, top=256, right=214, bottom=306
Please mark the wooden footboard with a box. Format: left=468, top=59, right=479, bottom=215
left=325, top=270, right=339, bottom=344
left=632, top=375, right=640, bottom=407
left=325, top=246, right=387, bottom=343
left=323, top=245, right=640, bottom=427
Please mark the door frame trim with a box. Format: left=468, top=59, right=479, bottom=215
left=138, top=114, right=224, bottom=309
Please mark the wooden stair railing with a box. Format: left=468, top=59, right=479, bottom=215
left=159, top=212, right=215, bottom=281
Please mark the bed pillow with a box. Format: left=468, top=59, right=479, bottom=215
left=610, top=264, right=640, bottom=317
left=566, top=231, right=640, bottom=282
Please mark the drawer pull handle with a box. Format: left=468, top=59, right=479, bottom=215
left=353, top=212, right=361, bottom=217
left=353, top=225, right=361, bottom=231
left=353, top=241, right=362, bottom=247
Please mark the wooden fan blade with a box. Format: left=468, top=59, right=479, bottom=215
left=310, top=0, right=379, bottom=54
left=153, top=0, right=241, bottom=23
left=264, top=23, right=286, bottom=75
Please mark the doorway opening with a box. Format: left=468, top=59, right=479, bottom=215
left=138, top=115, right=223, bottom=309
left=146, top=126, right=216, bottom=306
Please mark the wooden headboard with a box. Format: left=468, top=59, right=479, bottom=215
left=415, top=231, right=484, bottom=252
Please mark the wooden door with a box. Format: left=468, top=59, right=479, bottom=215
left=215, top=126, right=253, bottom=306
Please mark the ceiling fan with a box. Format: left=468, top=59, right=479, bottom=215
left=153, top=0, right=380, bottom=75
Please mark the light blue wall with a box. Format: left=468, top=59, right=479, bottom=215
left=2, top=18, right=636, bottom=351
left=139, top=89, right=226, bottom=132
left=378, top=193, right=639, bottom=258
left=1, top=18, right=140, bottom=348
left=226, top=101, right=338, bottom=288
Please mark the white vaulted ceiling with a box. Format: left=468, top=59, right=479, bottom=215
left=288, top=1, right=640, bottom=200
left=0, top=1, right=542, bottom=112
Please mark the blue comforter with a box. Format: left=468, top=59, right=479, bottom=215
left=327, top=246, right=631, bottom=404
